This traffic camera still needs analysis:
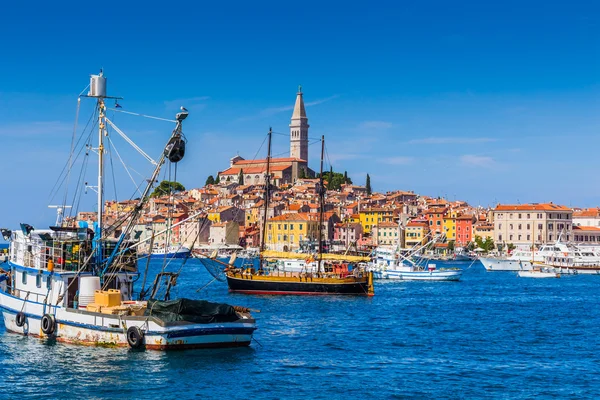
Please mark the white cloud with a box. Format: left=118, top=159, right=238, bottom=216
left=460, top=154, right=497, bottom=168
left=408, top=137, right=497, bottom=144
left=380, top=156, right=414, bottom=165
left=358, top=121, right=393, bottom=130
left=0, top=121, right=72, bottom=137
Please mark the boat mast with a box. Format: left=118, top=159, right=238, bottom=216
left=317, top=135, right=325, bottom=274
left=260, top=128, right=272, bottom=255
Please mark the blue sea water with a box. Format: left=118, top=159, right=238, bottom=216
left=1, top=260, right=600, bottom=399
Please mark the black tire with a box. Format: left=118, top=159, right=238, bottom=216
left=15, top=312, right=25, bottom=327
left=126, top=326, right=144, bottom=349
left=41, top=314, right=56, bottom=335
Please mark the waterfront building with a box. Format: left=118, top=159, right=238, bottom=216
left=424, top=206, right=448, bottom=235
left=455, top=215, right=475, bottom=246
left=333, top=222, right=363, bottom=248
left=573, top=208, right=600, bottom=227
left=572, top=225, right=600, bottom=245
left=405, top=220, right=430, bottom=247
left=207, top=206, right=245, bottom=225
left=492, top=203, right=573, bottom=246
left=359, top=207, right=397, bottom=235
left=371, top=222, right=399, bottom=246
left=209, top=221, right=240, bottom=245
left=473, top=222, right=494, bottom=241
left=265, top=213, right=319, bottom=251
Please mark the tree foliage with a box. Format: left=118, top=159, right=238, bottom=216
left=238, top=169, right=244, bottom=185
left=205, top=175, right=215, bottom=186
left=318, top=170, right=352, bottom=191
left=474, top=235, right=495, bottom=252
left=151, top=180, right=185, bottom=197
left=215, top=175, right=220, bottom=184
left=366, top=173, right=372, bottom=196
left=299, top=167, right=307, bottom=179
left=447, top=240, right=455, bottom=252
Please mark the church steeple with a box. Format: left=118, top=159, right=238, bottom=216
left=290, top=85, right=309, bottom=162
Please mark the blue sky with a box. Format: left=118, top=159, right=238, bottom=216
left=0, top=0, right=598, bottom=232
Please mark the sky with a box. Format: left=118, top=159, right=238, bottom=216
left=0, top=0, right=598, bottom=233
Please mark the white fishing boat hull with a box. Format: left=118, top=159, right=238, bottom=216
left=0, top=291, right=255, bottom=350
left=480, top=257, right=533, bottom=271
left=373, top=268, right=462, bottom=281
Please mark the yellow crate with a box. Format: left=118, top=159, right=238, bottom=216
left=85, top=303, right=102, bottom=313
left=94, top=290, right=122, bottom=307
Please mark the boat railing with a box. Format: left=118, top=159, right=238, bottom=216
left=6, top=284, right=53, bottom=305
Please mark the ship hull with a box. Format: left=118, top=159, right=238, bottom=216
left=147, top=250, right=191, bottom=259
left=479, top=257, right=533, bottom=271
left=0, top=291, right=255, bottom=350
left=226, top=274, right=373, bottom=296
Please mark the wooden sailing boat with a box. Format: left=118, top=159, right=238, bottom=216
left=222, top=130, right=374, bottom=296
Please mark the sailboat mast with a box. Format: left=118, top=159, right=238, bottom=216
left=97, top=98, right=105, bottom=238
left=260, top=128, right=272, bottom=253
left=317, top=135, right=325, bottom=273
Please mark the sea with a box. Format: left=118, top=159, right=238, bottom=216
left=1, top=259, right=600, bottom=399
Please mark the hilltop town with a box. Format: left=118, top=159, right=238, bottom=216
left=76, top=88, right=599, bottom=254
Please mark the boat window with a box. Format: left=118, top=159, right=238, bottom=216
left=22, top=271, right=27, bottom=285
left=36, top=274, right=41, bottom=288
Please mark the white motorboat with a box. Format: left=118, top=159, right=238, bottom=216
left=518, top=266, right=560, bottom=278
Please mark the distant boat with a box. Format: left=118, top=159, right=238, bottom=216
left=518, top=266, right=560, bottom=278
left=144, top=244, right=191, bottom=259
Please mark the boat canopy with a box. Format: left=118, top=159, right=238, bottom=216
left=261, top=250, right=370, bottom=262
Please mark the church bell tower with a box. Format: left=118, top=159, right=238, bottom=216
left=290, top=86, right=309, bottom=162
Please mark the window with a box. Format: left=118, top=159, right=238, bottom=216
left=277, top=234, right=281, bottom=241
left=518, top=235, right=521, bottom=240
left=509, top=224, right=513, bottom=230
left=22, top=272, right=27, bottom=284
left=499, top=223, right=502, bottom=229
left=268, top=234, right=273, bottom=242
left=278, top=224, right=281, bottom=230
left=527, top=214, right=530, bottom=219
left=283, top=235, right=288, bottom=241
left=509, top=235, right=513, bottom=240
left=299, top=224, right=303, bottom=230
left=518, top=214, right=522, bottom=219
left=290, top=224, right=294, bottom=230
left=538, top=224, right=542, bottom=230
left=437, top=221, right=441, bottom=226
left=290, top=235, right=294, bottom=243
left=284, top=224, right=287, bottom=230
left=527, top=224, right=530, bottom=230
left=548, top=223, right=553, bottom=230
left=429, top=221, right=433, bottom=225
left=518, top=224, right=522, bottom=230
left=36, top=274, right=41, bottom=288
left=499, top=235, right=503, bottom=241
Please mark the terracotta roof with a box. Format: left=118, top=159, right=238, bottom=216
left=494, top=203, right=572, bottom=212
left=220, top=165, right=291, bottom=175
left=573, top=208, right=600, bottom=218
left=268, top=213, right=319, bottom=222
left=375, top=222, right=397, bottom=228
left=573, top=226, right=600, bottom=231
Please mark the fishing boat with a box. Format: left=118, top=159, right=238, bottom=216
left=370, top=233, right=463, bottom=281
left=199, top=131, right=374, bottom=296
left=0, top=71, right=256, bottom=350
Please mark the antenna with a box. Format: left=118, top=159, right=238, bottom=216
left=48, top=205, right=72, bottom=226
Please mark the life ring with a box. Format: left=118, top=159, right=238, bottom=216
left=41, top=314, right=56, bottom=335
left=15, top=312, right=26, bottom=327
left=126, top=326, right=145, bottom=349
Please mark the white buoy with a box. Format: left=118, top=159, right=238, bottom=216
left=79, top=276, right=101, bottom=307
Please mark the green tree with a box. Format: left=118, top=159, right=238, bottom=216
left=474, top=235, right=495, bottom=252
left=205, top=175, right=215, bottom=186
left=343, top=170, right=348, bottom=184
left=215, top=175, right=220, bottom=184
left=151, top=180, right=185, bottom=197
left=317, top=170, right=350, bottom=191
left=447, top=240, right=455, bottom=252
left=299, top=167, right=306, bottom=179
left=327, top=166, right=334, bottom=190
left=366, top=173, right=372, bottom=196
left=507, top=243, right=516, bottom=252
left=238, top=169, right=244, bottom=185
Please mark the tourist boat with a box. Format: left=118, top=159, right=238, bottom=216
left=199, top=131, right=374, bottom=296
left=369, top=234, right=463, bottom=281
left=0, top=71, right=256, bottom=349
left=479, top=242, right=570, bottom=271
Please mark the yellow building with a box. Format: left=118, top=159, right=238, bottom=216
left=265, top=213, right=319, bottom=251
left=405, top=221, right=430, bottom=247
left=359, top=208, right=396, bottom=235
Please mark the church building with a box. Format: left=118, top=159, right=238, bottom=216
left=217, top=87, right=314, bottom=186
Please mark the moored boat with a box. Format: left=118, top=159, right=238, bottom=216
left=0, top=71, right=256, bottom=350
